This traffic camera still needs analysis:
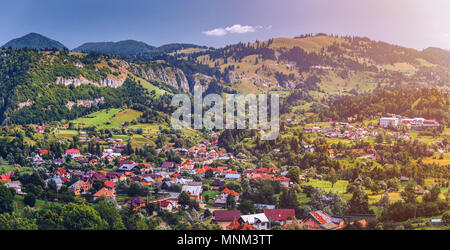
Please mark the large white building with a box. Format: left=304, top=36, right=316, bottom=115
left=379, top=117, right=399, bottom=127
left=380, top=116, right=436, bottom=129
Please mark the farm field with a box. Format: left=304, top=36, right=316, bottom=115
left=420, top=153, right=450, bottom=166
left=70, top=108, right=143, bottom=129
left=72, top=108, right=122, bottom=127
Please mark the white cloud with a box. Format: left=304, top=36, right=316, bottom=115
left=203, top=24, right=263, bottom=36
left=202, top=28, right=227, bottom=36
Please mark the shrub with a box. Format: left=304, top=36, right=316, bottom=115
left=24, top=193, right=36, bottom=207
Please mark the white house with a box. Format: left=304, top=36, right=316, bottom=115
left=65, top=148, right=81, bottom=158
left=181, top=185, right=203, bottom=202
left=5, top=181, right=24, bottom=194
left=156, top=200, right=174, bottom=212
left=225, top=173, right=241, bottom=181
left=239, top=213, right=270, bottom=230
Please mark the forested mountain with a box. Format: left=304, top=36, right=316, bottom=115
left=1, top=32, right=450, bottom=125
left=73, top=40, right=155, bottom=56
left=1, top=33, right=66, bottom=50
left=0, top=48, right=176, bottom=124
left=182, top=34, right=450, bottom=95
left=74, top=41, right=208, bottom=58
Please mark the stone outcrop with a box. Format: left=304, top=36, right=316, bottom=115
left=192, top=73, right=215, bottom=93
left=55, top=76, right=125, bottom=88
left=66, top=97, right=105, bottom=110
left=17, top=99, right=33, bottom=109
left=131, top=64, right=189, bottom=92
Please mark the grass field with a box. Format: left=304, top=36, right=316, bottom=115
left=71, top=108, right=143, bottom=129
left=72, top=108, right=122, bottom=127
left=0, top=161, right=33, bottom=175
left=299, top=178, right=433, bottom=206
left=13, top=195, right=61, bottom=210
left=130, top=134, right=156, bottom=148
left=202, top=190, right=220, bottom=205
left=268, top=36, right=342, bottom=53
left=127, top=123, right=168, bottom=134
left=136, top=77, right=169, bottom=97
left=420, top=153, right=450, bottom=166
left=104, top=109, right=143, bottom=129
left=54, top=129, right=79, bottom=140
left=301, top=179, right=349, bottom=194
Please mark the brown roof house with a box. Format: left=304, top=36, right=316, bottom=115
left=212, top=210, right=241, bottom=229
left=93, top=187, right=116, bottom=200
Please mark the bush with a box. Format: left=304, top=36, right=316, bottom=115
left=443, top=211, right=450, bottom=226
left=24, top=193, right=36, bottom=207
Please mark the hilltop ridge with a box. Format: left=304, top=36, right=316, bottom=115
left=1, top=33, right=66, bottom=50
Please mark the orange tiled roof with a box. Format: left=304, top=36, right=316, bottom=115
left=241, top=222, right=258, bottom=230
left=93, top=187, right=115, bottom=198
left=196, top=168, right=206, bottom=174
left=274, top=176, right=290, bottom=182
left=104, top=181, right=117, bottom=188
left=221, top=188, right=239, bottom=196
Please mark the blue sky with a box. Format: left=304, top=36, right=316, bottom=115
left=1, top=0, right=450, bottom=50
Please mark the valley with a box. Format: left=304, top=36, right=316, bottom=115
left=0, top=32, right=448, bottom=231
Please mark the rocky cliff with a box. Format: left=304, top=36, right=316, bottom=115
left=130, top=64, right=190, bottom=92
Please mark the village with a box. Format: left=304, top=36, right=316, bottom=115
left=0, top=122, right=374, bottom=230
left=0, top=110, right=448, bottom=230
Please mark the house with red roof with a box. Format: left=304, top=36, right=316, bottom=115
left=255, top=168, right=268, bottom=174
left=40, top=149, right=52, bottom=155
left=37, top=126, right=45, bottom=133
left=104, top=181, right=117, bottom=189
left=53, top=167, right=70, bottom=179
left=264, top=209, right=295, bottom=225
left=274, top=176, right=291, bottom=187
left=302, top=210, right=345, bottom=230
left=89, top=159, right=99, bottom=165
left=65, top=148, right=81, bottom=158
left=0, top=175, right=11, bottom=183
left=155, top=200, right=173, bottom=212
left=93, top=187, right=116, bottom=200
left=221, top=188, right=240, bottom=200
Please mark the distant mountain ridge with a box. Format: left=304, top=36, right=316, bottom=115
left=1, top=32, right=450, bottom=125
left=73, top=40, right=156, bottom=55
left=1, top=33, right=66, bottom=50
left=1, top=33, right=208, bottom=57
left=74, top=41, right=208, bottom=57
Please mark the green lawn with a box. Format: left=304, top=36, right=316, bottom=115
left=302, top=179, right=349, bottom=194
left=72, top=108, right=122, bottom=127
left=101, top=109, right=142, bottom=129
left=70, top=108, right=144, bottom=129
left=13, top=195, right=60, bottom=210
left=202, top=190, right=220, bottom=205
left=0, top=162, right=32, bottom=175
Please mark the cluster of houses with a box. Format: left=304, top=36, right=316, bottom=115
left=211, top=208, right=363, bottom=230
left=0, top=126, right=387, bottom=231
left=303, top=122, right=378, bottom=141
left=31, top=137, right=136, bottom=168
left=169, top=139, right=234, bottom=162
